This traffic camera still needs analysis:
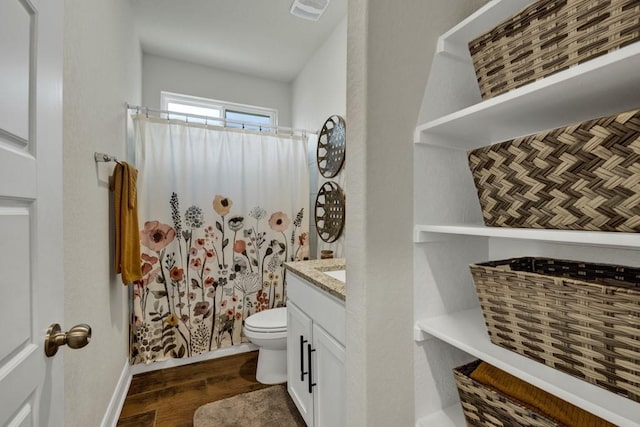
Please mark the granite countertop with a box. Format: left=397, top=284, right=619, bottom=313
left=285, top=258, right=346, bottom=301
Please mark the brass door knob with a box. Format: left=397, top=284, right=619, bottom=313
left=44, top=323, right=92, bottom=357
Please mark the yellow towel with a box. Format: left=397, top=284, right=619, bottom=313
left=110, top=161, right=142, bottom=285
left=470, top=362, right=615, bottom=427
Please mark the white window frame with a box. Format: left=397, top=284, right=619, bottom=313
left=160, top=91, right=278, bottom=130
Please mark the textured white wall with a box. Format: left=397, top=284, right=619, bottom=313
left=292, top=17, right=347, bottom=132
left=142, top=54, right=293, bottom=126
left=345, top=0, right=486, bottom=425
left=292, top=17, right=347, bottom=258
left=63, top=1, right=141, bottom=425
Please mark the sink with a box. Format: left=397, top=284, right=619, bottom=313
left=323, top=269, right=345, bottom=283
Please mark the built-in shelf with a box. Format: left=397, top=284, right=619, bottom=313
left=414, top=0, right=640, bottom=424
left=415, top=308, right=640, bottom=427
left=413, top=224, right=640, bottom=248
left=414, top=43, right=640, bottom=149
left=415, top=404, right=465, bottom=427
left=436, top=0, right=531, bottom=60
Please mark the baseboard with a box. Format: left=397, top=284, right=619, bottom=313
left=100, top=358, right=132, bottom=427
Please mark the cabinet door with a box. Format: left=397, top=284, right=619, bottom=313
left=287, top=301, right=314, bottom=426
left=312, top=324, right=346, bottom=427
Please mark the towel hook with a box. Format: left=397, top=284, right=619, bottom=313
left=94, top=152, right=119, bottom=164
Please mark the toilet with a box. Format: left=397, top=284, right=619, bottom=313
left=243, top=307, right=287, bottom=384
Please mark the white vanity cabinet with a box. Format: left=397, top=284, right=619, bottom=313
left=287, top=302, right=314, bottom=424
left=286, top=271, right=345, bottom=427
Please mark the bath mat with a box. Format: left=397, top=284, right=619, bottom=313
left=193, top=384, right=306, bottom=427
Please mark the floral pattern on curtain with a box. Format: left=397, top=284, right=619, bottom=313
left=130, top=116, right=309, bottom=364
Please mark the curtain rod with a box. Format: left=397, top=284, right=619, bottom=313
left=126, top=103, right=316, bottom=137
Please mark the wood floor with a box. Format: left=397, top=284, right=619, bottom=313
left=117, top=351, right=271, bottom=427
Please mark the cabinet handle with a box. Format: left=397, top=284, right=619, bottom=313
left=300, top=335, right=308, bottom=382
left=307, top=343, right=317, bottom=394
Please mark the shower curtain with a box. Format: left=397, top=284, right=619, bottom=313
left=130, top=115, right=309, bottom=364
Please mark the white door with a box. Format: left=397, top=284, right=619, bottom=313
left=0, top=0, right=64, bottom=426
left=312, top=324, right=345, bottom=427
left=287, top=301, right=314, bottom=426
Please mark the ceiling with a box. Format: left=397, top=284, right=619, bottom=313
left=131, top=0, right=347, bottom=83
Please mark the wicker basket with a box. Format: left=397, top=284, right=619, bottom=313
left=469, top=257, right=640, bottom=402
left=454, top=360, right=615, bottom=426
left=455, top=360, right=563, bottom=426
left=468, top=0, right=640, bottom=100
left=467, top=108, right=640, bottom=232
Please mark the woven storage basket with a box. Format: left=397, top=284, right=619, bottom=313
left=467, top=108, right=640, bottom=231
left=455, top=360, right=563, bottom=426
left=455, top=360, right=615, bottom=426
left=468, top=0, right=640, bottom=100
left=469, top=257, right=640, bottom=402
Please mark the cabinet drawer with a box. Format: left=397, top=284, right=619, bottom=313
left=287, top=272, right=345, bottom=345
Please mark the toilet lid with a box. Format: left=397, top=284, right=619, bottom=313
left=245, top=307, right=287, bottom=331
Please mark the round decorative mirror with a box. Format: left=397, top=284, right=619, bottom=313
left=315, top=181, right=345, bottom=243
left=317, top=115, right=346, bottom=178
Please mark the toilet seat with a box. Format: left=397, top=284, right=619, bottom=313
left=244, top=307, right=287, bottom=333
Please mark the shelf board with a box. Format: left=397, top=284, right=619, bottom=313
left=414, top=42, right=640, bottom=149
left=414, top=224, right=640, bottom=249
left=437, top=0, right=531, bottom=60
left=416, top=404, right=465, bottom=427
left=416, top=308, right=640, bottom=427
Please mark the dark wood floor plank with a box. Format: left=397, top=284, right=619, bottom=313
left=118, top=351, right=273, bottom=426
left=128, top=351, right=258, bottom=395
left=120, top=379, right=208, bottom=418
left=116, top=410, right=156, bottom=427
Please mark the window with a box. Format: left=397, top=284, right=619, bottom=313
left=225, top=110, right=272, bottom=131
left=161, top=92, right=278, bottom=131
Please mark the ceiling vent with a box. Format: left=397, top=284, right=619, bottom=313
left=289, top=0, right=330, bottom=21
